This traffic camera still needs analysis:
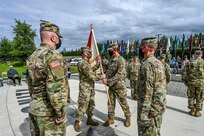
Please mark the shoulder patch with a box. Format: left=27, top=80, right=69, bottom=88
left=50, top=60, right=60, bottom=68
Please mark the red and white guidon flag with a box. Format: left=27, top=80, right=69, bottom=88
left=87, top=25, right=99, bottom=66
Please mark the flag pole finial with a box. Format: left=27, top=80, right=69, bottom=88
left=90, top=24, right=93, bottom=30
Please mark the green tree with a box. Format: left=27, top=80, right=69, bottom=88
left=0, top=37, right=12, bottom=60
left=11, top=19, right=37, bottom=61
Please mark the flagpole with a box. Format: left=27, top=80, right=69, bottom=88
left=155, top=34, right=162, bottom=57
left=91, top=25, right=111, bottom=106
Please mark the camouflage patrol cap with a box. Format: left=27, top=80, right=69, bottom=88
left=40, top=20, right=63, bottom=38
left=141, top=36, right=158, bottom=49
left=194, top=50, right=203, bottom=55
left=107, top=43, right=119, bottom=50
left=160, top=54, right=166, bottom=59
left=81, top=47, right=92, bottom=54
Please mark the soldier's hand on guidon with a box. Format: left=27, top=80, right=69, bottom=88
left=102, top=78, right=107, bottom=85
left=55, top=116, right=67, bottom=125
left=97, top=55, right=102, bottom=63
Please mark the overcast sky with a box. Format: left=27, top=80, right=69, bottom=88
left=0, top=0, right=204, bottom=51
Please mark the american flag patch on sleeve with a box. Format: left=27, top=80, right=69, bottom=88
left=50, top=60, right=60, bottom=68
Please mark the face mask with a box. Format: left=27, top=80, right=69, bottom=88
left=56, top=38, right=62, bottom=49
left=108, top=50, right=114, bottom=56
left=139, top=48, right=144, bottom=58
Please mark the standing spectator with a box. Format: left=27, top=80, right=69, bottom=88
left=190, top=54, right=195, bottom=61
left=175, top=56, right=182, bottom=73
left=126, top=56, right=141, bottom=100
left=182, top=55, right=189, bottom=69
left=182, top=50, right=204, bottom=117
left=102, top=43, right=131, bottom=127
left=7, top=65, right=21, bottom=86
left=27, top=20, right=69, bottom=136
left=137, top=36, right=167, bottom=136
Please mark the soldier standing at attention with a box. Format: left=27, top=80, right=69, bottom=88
left=126, top=56, right=141, bottom=100
left=102, top=43, right=131, bottom=127
left=159, top=54, right=171, bottom=84
left=74, top=47, right=104, bottom=132
left=137, top=36, right=167, bottom=136
left=182, top=50, right=204, bottom=117
left=166, top=52, right=172, bottom=65
left=27, top=20, right=70, bottom=136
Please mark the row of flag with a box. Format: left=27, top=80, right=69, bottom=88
left=101, top=33, right=203, bottom=57
left=86, top=25, right=203, bottom=65
left=101, top=39, right=140, bottom=55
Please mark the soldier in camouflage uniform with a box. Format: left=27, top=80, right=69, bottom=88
left=166, top=52, right=172, bottom=65
left=27, top=20, right=70, bottom=136
left=126, top=56, right=141, bottom=100
left=159, top=54, right=171, bottom=84
left=137, top=36, right=167, bottom=136
left=102, top=43, right=131, bottom=127
left=181, top=50, right=204, bottom=117
left=74, top=47, right=104, bottom=132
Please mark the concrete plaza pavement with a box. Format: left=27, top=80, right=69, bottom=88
left=0, top=76, right=204, bottom=136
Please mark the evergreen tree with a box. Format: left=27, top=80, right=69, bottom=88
left=11, top=19, right=37, bottom=61
left=0, top=37, right=12, bottom=60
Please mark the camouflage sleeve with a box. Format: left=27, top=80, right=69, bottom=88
left=140, top=63, right=154, bottom=121
left=79, top=61, right=102, bottom=81
left=126, top=64, right=130, bottom=79
left=181, top=64, right=188, bottom=84
left=27, top=75, right=34, bottom=97
left=102, top=59, right=108, bottom=71
left=46, top=55, right=68, bottom=118
left=92, top=62, right=100, bottom=72
left=165, top=63, right=171, bottom=84
left=107, top=58, right=126, bottom=87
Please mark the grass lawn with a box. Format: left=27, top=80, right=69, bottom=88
left=0, top=61, right=78, bottom=79
left=63, top=56, right=81, bottom=59
left=69, top=66, right=78, bottom=73
left=0, top=61, right=27, bottom=78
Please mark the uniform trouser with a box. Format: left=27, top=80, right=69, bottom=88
left=187, top=85, right=204, bottom=110
left=130, top=80, right=138, bottom=99
left=138, top=115, right=163, bottom=136
left=29, top=113, right=66, bottom=136
left=75, top=84, right=95, bottom=121
left=108, top=88, right=131, bottom=119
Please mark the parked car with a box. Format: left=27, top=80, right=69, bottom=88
left=70, top=58, right=82, bottom=66
left=70, top=60, right=79, bottom=66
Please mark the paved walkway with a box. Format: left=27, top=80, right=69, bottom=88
left=0, top=77, right=204, bottom=136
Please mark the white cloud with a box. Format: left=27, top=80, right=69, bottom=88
left=0, top=0, right=204, bottom=50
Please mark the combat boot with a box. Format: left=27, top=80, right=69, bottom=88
left=86, top=116, right=99, bottom=126
left=103, top=118, right=114, bottom=127
left=132, top=96, right=137, bottom=101
left=124, top=117, right=131, bottom=127
left=194, top=110, right=202, bottom=117
left=74, top=121, right=81, bottom=132
left=131, top=96, right=136, bottom=101
left=189, top=108, right=195, bottom=116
